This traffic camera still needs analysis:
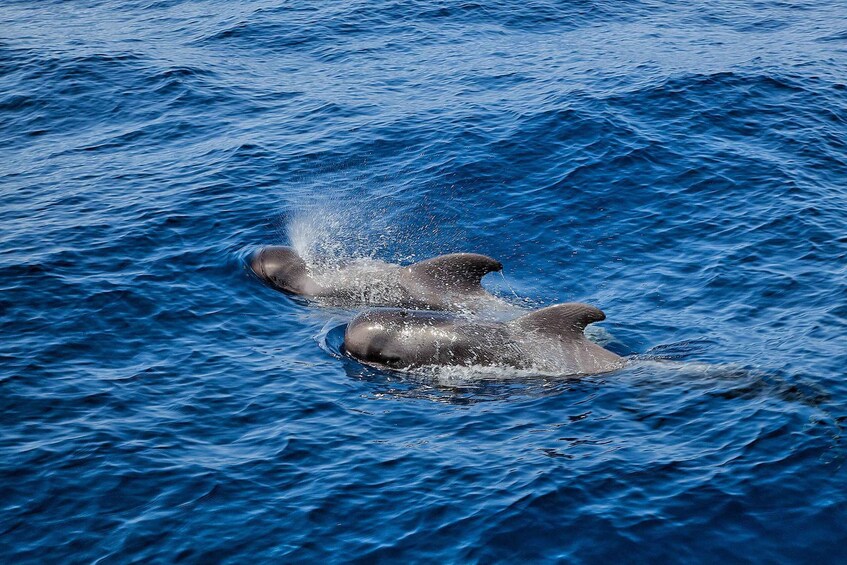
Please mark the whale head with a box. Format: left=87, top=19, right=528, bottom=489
left=344, top=309, right=455, bottom=368
left=249, top=246, right=323, bottom=296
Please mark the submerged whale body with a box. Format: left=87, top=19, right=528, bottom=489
left=250, top=245, right=504, bottom=310
left=344, top=303, right=626, bottom=375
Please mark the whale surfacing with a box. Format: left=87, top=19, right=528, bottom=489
left=344, top=303, right=625, bottom=376
left=250, top=245, right=504, bottom=311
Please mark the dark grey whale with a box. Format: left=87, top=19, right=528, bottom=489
left=344, top=303, right=625, bottom=375
left=250, top=245, right=506, bottom=311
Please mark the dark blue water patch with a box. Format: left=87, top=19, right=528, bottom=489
left=197, top=1, right=653, bottom=59
left=817, top=29, right=847, bottom=43
left=2, top=0, right=847, bottom=561
left=0, top=54, right=248, bottom=154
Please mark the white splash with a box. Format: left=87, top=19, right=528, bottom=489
left=279, top=194, right=524, bottom=315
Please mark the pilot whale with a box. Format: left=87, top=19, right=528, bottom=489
left=250, top=245, right=506, bottom=311
left=344, top=303, right=626, bottom=375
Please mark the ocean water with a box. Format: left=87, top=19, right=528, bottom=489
left=2, top=0, right=846, bottom=562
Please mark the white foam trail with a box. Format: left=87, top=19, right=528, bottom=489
left=383, top=356, right=751, bottom=384
left=396, top=355, right=628, bottom=384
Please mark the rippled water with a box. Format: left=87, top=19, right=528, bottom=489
left=2, top=0, right=846, bottom=562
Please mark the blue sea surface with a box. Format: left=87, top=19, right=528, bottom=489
left=2, top=0, right=846, bottom=562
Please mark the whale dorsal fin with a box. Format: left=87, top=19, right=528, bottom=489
left=403, top=253, right=503, bottom=293
left=509, top=303, right=606, bottom=338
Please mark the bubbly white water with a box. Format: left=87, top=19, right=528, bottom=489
left=284, top=188, right=420, bottom=267
left=282, top=196, right=527, bottom=317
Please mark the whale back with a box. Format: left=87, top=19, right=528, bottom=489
left=508, top=303, right=624, bottom=373
left=509, top=303, right=606, bottom=338
left=401, top=253, right=502, bottom=299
